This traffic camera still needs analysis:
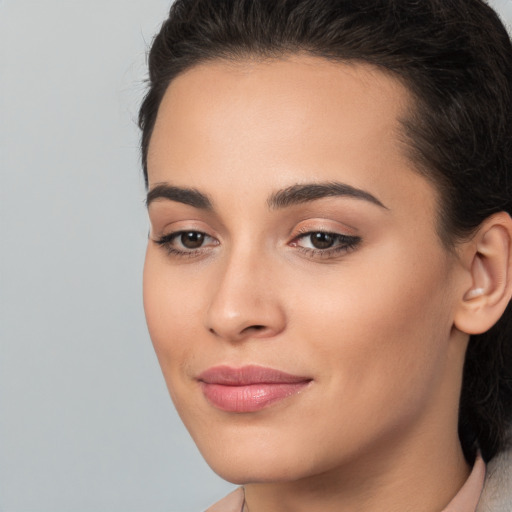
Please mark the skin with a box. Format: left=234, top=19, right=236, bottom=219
left=143, top=56, right=474, bottom=512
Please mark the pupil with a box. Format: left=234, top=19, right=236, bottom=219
left=311, top=232, right=334, bottom=249
left=181, top=232, right=204, bottom=249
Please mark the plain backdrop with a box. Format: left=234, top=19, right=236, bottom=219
left=1, top=1, right=511, bottom=511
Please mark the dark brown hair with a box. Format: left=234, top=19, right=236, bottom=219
left=139, top=0, right=512, bottom=463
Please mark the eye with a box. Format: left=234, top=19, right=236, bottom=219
left=154, top=230, right=218, bottom=257
left=304, top=232, right=337, bottom=249
left=178, top=231, right=207, bottom=249
left=291, top=230, right=361, bottom=258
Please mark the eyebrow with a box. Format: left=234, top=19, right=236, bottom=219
left=146, top=184, right=213, bottom=209
left=267, top=182, right=387, bottom=210
left=146, top=180, right=387, bottom=211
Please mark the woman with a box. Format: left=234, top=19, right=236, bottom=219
left=139, top=1, right=512, bottom=510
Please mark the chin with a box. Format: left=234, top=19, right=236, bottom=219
left=206, top=455, right=309, bottom=485
left=189, top=424, right=324, bottom=484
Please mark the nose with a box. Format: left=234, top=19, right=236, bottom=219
left=204, top=249, right=286, bottom=342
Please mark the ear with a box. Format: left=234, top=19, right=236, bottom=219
left=454, top=212, right=512, bottom=335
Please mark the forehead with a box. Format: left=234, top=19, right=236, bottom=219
left=149, top=57, right=412, bottom=167
left=147, top=55, right=436, bottom=222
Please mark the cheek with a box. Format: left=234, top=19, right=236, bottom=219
left=142, top=247, right=203, bottom=383
left=294, top=241, right=455, bottom=417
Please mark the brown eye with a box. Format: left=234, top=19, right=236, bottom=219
left=180, top=231, right=205, bottom=249
left=155, top=230, right=218, bottom=257
left=292, top=230, right=362, bottom=257
left=309, top=232, right=335, bottom=249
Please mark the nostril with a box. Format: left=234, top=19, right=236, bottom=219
left=242, top=325, right=266, bottom=333
left=209, top=325, right=266, bottom=337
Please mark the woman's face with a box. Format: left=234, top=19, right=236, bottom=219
left=144, top=56, right=468, bottom=483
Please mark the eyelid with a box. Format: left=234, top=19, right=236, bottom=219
left=287, top=219, right=362, bottom=259
left=150, top=217, right=217, bottom=238
left=150, top=217, right=221, bottom=260
left=289, top=218, right=359, bottom=238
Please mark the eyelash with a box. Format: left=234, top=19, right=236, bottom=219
left=291, top=231, right=361, bottom=259
left=154, top=231, right=218, bottom=258
left=153, top=230, right=361, bottom=260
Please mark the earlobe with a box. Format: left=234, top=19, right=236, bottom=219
left=454, top=212, right=512, bottom=335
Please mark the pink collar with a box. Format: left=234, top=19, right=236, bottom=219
left=441, top=453, right=486, bottom=512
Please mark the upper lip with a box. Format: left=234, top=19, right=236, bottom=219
left=198, top=365, right=312, bottom=385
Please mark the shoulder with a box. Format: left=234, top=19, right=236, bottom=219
left=204, top=487, right=245, bottom=512
left=477, top=444, right=512, bottom=512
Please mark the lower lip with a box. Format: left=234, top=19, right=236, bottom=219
left=200, top=382, right=310, bottom=412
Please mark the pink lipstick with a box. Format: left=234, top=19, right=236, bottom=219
left=198, top=365, right=311, bottom=412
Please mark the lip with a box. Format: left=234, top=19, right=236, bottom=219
left=198, top=365, right=312, bottom=413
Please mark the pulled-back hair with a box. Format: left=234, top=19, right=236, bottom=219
left=139, top=0, right=512, bottom=463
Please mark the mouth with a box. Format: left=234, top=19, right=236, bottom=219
left=197, top=365, right=312, bottom=413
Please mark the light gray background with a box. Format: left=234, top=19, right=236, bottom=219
left=1, top=1, right=511, bottom=511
